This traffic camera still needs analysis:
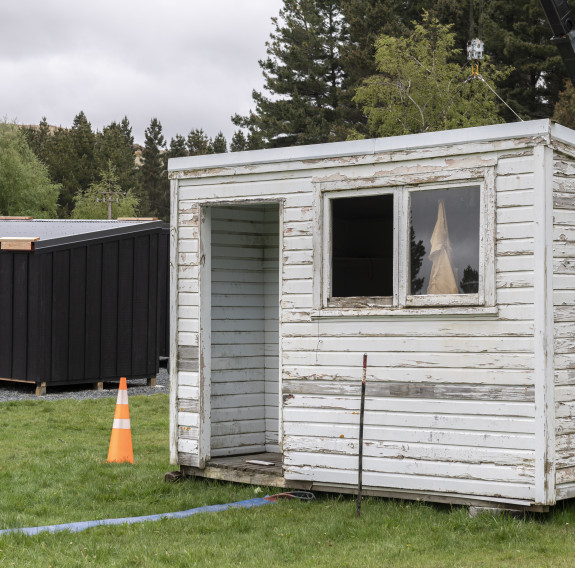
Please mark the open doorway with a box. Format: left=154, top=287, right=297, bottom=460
left=209, top=203, right=280, bottom=458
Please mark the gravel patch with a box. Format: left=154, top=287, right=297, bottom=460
left=0, top=367, right=170, bottom=402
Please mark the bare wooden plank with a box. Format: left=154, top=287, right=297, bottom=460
left=282, top=365, right=534, bottom=385
left=177, top=399, right=199, bottom=413
left=282, top=381, right=535, bottom=402
left=178, top=426, right=199, bottom=440
left=178, top=453, right=200, bottom=467
left=282, top=350, right=535, bottom=370
left=178, top=346, right=199, bottom=360
left=0, top=237, right=40, bottom=251
left=556, top=467, right=575, bottom=484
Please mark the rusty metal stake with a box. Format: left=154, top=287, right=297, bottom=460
left=357, top=353, right=367, bottom=518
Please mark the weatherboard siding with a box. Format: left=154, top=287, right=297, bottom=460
left=279, top=150, right=537, bottom=501
left=554, top=152, right=575, bottom=494
left=175, top=201, right=201, bottom=467
left=170, top=122, right=574, bottom=505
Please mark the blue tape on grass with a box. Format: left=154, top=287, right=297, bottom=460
left=0, top=498, right=272, bottom=537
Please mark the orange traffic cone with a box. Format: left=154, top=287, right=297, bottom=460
left=107, top=377, right=134, bottom=463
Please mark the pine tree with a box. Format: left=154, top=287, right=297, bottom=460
left=232, top=0, right=348, bottom=147
left=186, top=129, right=212, bottom=155
left=120, top=116, right=134, bottom=147
left=95, top=121, right=136, bottom=195
left=47, top=111, right=98, bottom=217
left=166, top=134, right=188, bottom=160
left=212, top=132, right=227, bottom=154
left=24, top=117, right=52, bottom=163
left=339, top=0, right=402, bottom=135
left=230, top=130, right=247, bottom=152
left=69, top=111, right=97, bottom=189
left=44, top=126, right=77, bottom=218
left=479, top=0, right=565, bottom=120
left=140, top=118, right=168, bottom=220
left=247, top=131, right=265, bottom=150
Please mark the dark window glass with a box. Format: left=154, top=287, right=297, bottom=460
left=410, top=187, right=480, bottom=295
left=331, top=194, right=394, bottom=297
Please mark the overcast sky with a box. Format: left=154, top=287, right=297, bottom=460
left=1, top=0, right=284, bottom=145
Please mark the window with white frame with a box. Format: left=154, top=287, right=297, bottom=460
left=322, top=180, right=491, bottom=309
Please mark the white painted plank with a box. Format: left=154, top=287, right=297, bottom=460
left=283, top=465, right=533, bottom=500
left=283, top=407, right=535, bottom=433
left=497, top=155, right=535, bottom=175
left=177, top=439, right=199, bottom=454
left=178, top=332, right=199, bottom=346
left=284, top=436, right=533, bottom=466
left=212, top=356, right=266, bottom=371
left=212, top=433, right=266, bottom=449
left=497, top=223, right=534, bottom=240
left=178, top=412, right=199, bottom=428
left=281, top=335, right=533, bottom=353
left=178, top=319, right=200, bottom=333
left=212, top=445, right=267, bottom=457
left=284, top=451, right=533, bottom=482
left=212, top=407, right=266, bottom=422
left=177, top=385, right=198, bottom=400
left=284, top=393, right=534, bottom=417
left=496, top=188, right=534, bottom=207
left=178, top=371, right=200, bottom=387
left=496, top=255, right=534, bottom=272
left=212, top=393, right=265, bottom=409
left=497, top=206, right=535, bottom=224
left=497, top=239, right=534, bottom=256
left=283, top=422, right=535, bottom=450
left=211, top=368, right=265, bottom=382
left=179, top=292, right=199, bottom=306
left=212, top=419, right=267, bottom=436
left=280, top=320, right=533, bottom=338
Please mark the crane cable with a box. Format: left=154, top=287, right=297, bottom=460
left=473, top=74, right=524, bottom=122
left=465, top=0, right=523, bottom=122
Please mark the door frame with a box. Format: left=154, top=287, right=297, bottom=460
left=197, top=199, right=283, bottom=468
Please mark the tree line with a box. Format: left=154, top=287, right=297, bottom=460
left=2, top=0, right=574, bottom=220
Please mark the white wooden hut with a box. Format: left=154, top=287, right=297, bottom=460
left=168, top=119, right=575, bottom=510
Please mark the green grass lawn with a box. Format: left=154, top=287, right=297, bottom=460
left=2, top=393, right=575, bottom=567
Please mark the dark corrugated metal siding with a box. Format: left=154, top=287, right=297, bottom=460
left=0, top=224, right=169, bottom=386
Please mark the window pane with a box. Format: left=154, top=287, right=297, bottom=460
left=331, top=194, right=394, bottom=297
left=410, top=187, right=480, bottom=295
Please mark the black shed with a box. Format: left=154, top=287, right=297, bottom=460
left=0, top=219, right=169, bottom=394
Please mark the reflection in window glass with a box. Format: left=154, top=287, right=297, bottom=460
left=409, top=187, right=480, bottom=295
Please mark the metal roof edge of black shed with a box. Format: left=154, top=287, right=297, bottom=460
left=28, top=221, right=168, bottom=252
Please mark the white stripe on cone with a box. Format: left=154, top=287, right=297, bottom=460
left=116, top=390, right=129, bottom=405
left=112, top=419, right=131, bottom=430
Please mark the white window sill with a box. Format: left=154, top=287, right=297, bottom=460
left=311, top=306, right=499, bottom=320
